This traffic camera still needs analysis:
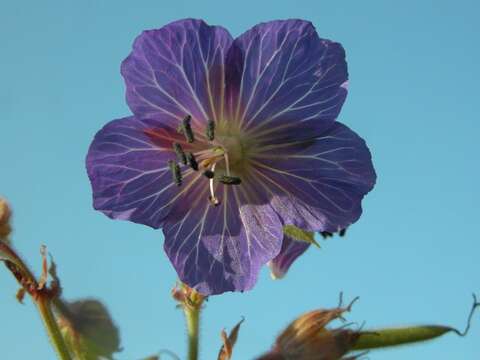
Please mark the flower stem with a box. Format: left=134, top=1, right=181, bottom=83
left=36, top=297, right=72, bottom=360
left=184, top=304, right=201, bottom=360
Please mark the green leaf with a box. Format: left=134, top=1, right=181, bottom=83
left=283, top=225, right=319, bottom=248
left=352, top=325, right=457, bottom=350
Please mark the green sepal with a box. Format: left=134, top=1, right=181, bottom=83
left=283, top=225, right=319, bottom=248
left=352, top=325, right=456, bottom=350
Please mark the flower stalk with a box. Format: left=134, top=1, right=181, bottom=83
left=1, top=240, right=72, bottom=360
left=172, top=283, right=206, bottom=360
left=184, top=303, right=201, bottom=360
left=36, top=296, right=72, bottom=360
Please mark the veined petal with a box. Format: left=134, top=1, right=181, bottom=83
left=86, top=116, right=202, bottom=228
left=269, top=234, right=310, bottom=279
left=163, top=180, right=283, bottom=295
left=121, top=19, right=233, bottom=129
left=226, top=19, right=348, bottom=142
left=250, top=122, right=376, bottom=232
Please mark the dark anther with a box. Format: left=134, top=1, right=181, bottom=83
left=339, top=228, right=347, bottom=237
left=320, top=231, right=333, bottom=239
left=206, top=120, right=215, bottom=141
left=217, top=175, right=242, bottom=185
left=173, top=142, right=187, bottom=165
left=178, top=115, right=195, bottom=143
left=168, top=160, right=182, bottom=186
left=203, top=170, right=215, bottom=179
left=186, top=152, right=198, bottom=171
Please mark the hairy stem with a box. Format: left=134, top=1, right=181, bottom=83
left=184, top=304, right=201, bottom=360
left=36, top=297, right=72, bottom=360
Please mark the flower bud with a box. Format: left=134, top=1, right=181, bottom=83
left=0, top=198, right=12, bottom=240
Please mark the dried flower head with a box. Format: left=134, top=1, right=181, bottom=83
left=258, top=296, right=361, bottom=360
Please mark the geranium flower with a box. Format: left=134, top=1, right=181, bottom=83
left=86, top=19, right=376, bottom=295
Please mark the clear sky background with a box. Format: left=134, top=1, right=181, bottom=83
left=1, top=1, right=479, bottom=359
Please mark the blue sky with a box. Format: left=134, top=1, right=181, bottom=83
left=1, top=0, right=479, bottom=359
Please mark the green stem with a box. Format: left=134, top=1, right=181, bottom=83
left=36, top=297, right=72, bottom=360
left=184, top=305, right=201, bottom=360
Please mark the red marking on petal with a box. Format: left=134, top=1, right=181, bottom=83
left=143, top=126, right=194, bottom=150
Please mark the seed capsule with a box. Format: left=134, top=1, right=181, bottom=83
left=186, top=152, right=198, bottom=171
left=206, top=120, right=215, bottom=141
left=168, top=160, right=182, bottom=186
left=173, top=142, right=187, bottom=165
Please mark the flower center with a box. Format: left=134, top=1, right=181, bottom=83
left=168, top=116, right=247, bottom=207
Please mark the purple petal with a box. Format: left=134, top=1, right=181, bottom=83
left=121, top=19, right=233, bottom=129
left=269, top=234, right=310, bottom=279
left=226, top=20, right=348, bottom=142
left=86, top=116, right=204, bottom=228
left=250, top=121, right=376, bottom=232
left=163, top=180, right=283, bottom=295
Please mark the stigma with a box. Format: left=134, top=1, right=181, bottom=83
left=168, top=115, right=242, bottom=206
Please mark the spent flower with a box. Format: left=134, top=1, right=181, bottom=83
left=86, top=19, right=376, bottom=294
left=257, top=297, right=360, bottom=360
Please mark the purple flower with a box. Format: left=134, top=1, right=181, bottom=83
left=86, top=19, right=376, bottom=295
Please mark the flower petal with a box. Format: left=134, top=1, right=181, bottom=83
left=163, top=181, right=283, bottom=295
left=121, top=19, right=233, bottom=129
left=226, top=20, right=348, bottom=141
left=86, top=116, right=203, bottom=228
left=251, top=121, right=376, bottom=232
left=269, top=234, right=310, bottom=279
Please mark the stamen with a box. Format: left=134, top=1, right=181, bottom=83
left=173, top=142, right=187, bottom=165
left=178, top=115, right=195, bottom=143
left=209, top=163, right=220, bottom=206
left=223, top=152, right=231, bottom=176
left=168, top=160, right=182, bottom=186
left=206, top=120, right=215, bottom=141
left=217, top=175, right=242, bottom=185
left=186, top=152, right=198, bottom=171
